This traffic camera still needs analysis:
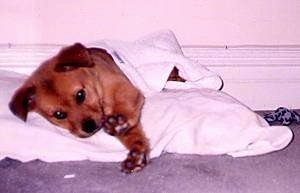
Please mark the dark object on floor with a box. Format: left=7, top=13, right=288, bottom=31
left=264, top=107, right=300, bottom=126
left=0, top=111, right=299, bottom=193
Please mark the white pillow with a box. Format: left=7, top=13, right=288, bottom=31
left=0, top=70, right=293, bottom=162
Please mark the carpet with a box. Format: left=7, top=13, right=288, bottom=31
left=0, top=111, right=299, bottom=193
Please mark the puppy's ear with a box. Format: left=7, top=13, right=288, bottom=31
left=9, top=85, right=36, bottom=121
left=55, top=43, right=94, bottom=72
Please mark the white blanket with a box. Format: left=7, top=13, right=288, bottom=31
left=0, top=30, right=293, bottom=162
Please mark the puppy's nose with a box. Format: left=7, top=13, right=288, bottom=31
left=82, top=119, right=97, bottom=133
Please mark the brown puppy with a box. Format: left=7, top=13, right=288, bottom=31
left=9, top=43, right=184, bottom=173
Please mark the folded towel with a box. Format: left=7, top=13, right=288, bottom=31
left=88, top=30, right=223, bottom=96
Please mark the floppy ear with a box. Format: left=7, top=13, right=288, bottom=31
left=9, top=85, right=36, bottom=121
left=55, top=43, right=94, bottom=72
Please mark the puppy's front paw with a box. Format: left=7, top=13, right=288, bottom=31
left=102, top=114, right=129, bottom=136
left=121, top=149, right=148, bottom=173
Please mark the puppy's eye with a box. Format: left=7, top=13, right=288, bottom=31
left=53, top=111, right=67, bottom=120
left=76, top=89, right=86, bottom=104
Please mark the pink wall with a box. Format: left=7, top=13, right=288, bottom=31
left=1, top=0, right=300, bottom=45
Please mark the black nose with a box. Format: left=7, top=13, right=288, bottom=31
left=82, top=119, right=97, bottom=133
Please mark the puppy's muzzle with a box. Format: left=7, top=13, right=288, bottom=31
left=81, top=119, right=98, bottom=134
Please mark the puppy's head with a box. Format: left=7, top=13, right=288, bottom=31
left=9, top=43, right=110, bottom=138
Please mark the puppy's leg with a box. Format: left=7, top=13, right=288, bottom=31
left=117, top=123, right=150, bottom=173
left=101, top=84, right=144, bottom=137
left=103, top=118, right=149, bottom=173
left=101, top=83, right=149, bottom=172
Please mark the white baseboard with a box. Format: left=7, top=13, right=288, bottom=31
left=1, top=44, right=299, bottom=110
left=182, top=46, right=300, bottom=110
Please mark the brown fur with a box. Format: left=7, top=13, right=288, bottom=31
left=9, top=43, right=184, bottom=173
